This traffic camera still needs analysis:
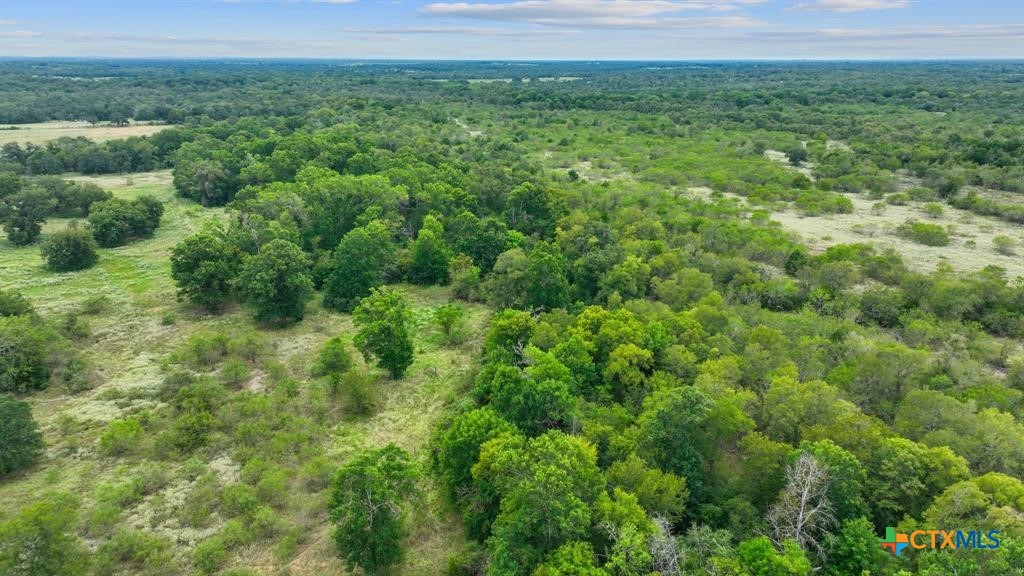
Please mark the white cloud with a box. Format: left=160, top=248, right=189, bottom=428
left=422, top=0, right=766, bottom=27
left=0, top=30, right=42, bottom=38
left=739, top=24, right=1023, bottom=42
left=340, top=26, right=577, bottom=36
left=788, top=0, right=910, bottom=13
left=0, top=19, right=21, bottom=26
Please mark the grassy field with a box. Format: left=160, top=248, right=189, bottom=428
left=0, top=171, right=478, bottom=575
left=0, top=121, right=169, bottom=145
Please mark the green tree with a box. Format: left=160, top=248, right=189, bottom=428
left=329, top=444, right=418, bottom=575
left=488, top=365, right=574, bottom=437
left=0, top=394, right=44, bottom=476
left=825, top=517, right=892, bottom=576
left=170, top=231, right=242, bottom=311
left=235, top=239, right=312, bottom=324
left=86, top=196, right=163, bottom=247
left=408, top=214, right=450, bottom=285
left=476, top=431, right=604, bottom=576
left=524, top=241, right=571, bottom=310
left=0, top=494, right=90, bottom=576
left=353, top=287, right=415, bottom=379
left=323, top=220, right=396, bottom=312
left=39, top=223, right=98, bottom=272
left=606, top=453, right=689, bottom=522
left=0, top=316, right=51, bottom=393
left=2, top=188, right=55, bottom=245
left=434, top=407, right=516, bottom=503
left=736, top=536, right=811, bottom=576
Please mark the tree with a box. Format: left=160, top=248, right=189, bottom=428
left=637, top=386, right=715, bottom=509
left=353, top=287, right=414, bottom=379
left=505, top=182, right=558, bottom=237
left=786, top=145, right=808, bottom=166
left=825, top=517, right=892, bottom=576
left=86, top=196, right=163, bottom=247
left=488, top=365, right=574, bottom=437
left=39, top=223, right=98, bottom=272
left=174, top=158, right=232, bottom=206
left=0, top=394, right=44, bottom=476
left=736, top=536, right=812, bottom=576
left=0, top=494, right=90, bottom=576
left=323, top=220, right=396, bottom=312
left=606, top=454, right=689, bottom=522
left=766, top=453, right=836, bottom=560
left=797, top=440, right=868, bottom=523
left=0, top=316, right=51, bottom=393
left=524, top=241, right=571, bottom=310
left=329, top=445, right=417, bottom=575
left=170, top=231, right=242, bottom=311
left=476, top=431, right=604, bottom=576
left=407, top=214, right=450, bottom=285
left=2, top=188, right=55, bottom=245
left=235, top=239, right=312, bottom=324
left=434, top=407, right=516, bottom=503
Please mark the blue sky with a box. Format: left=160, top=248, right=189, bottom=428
left=1, top=1, right=1022, bottom=59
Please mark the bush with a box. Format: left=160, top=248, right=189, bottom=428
left=921, top=202, right=944, bottom=218
left=314, top=336, right=352, bottom=377
left=87, top=195, right=163, bottom=247
left=99, top=418, right=143, bottom=456
left=0, top=394, right=44, bottom=475
left=80, top=295, right=111, bottom=315
left=0, top=287, right=33, bottom=317
left=193, top=537, right=228, bottom=575
left=896, top=219, right=949, bottom=246
left=40, top=223, right=99, bottom=272
left=0, top=315, right=51, bottom=393
left=435, top=303, right=468, bottom=345
left=219, top=358, right=251, bottom=386
left=993, top=235, right=1016, bottom=256
left=786, top=145, right=808, bottom=165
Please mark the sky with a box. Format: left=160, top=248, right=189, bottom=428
left=1, top=0, right=1022, bottom=60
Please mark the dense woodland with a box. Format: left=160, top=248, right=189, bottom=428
left=1, top=60, right=1023, bottom=576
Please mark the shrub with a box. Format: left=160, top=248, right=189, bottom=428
left=0, top=315, right=51, bottom=393
left=896, top=219, right=949, bottom=247
left=338, top=369, right=378, bottom=415
left=314, top=336, right=352, bottom=377
left=99, top=418, right=143, bottom=456
left=40, top=223, right=99, bottom=272
left=435, top=303, right=468, bottom=345
left=885, top=192, right=909, bottom=206
left=80, top=295, right=111, bottom=315
left=193, top=537, right=228, bottom=575
left=0, top=394, right=44, bottom=475
left=993, top=235, right=1016, bottom=256
left=219, top=358, right=251, bottom=386
left=0, top=287, right=33, bottom=317
left=785, top=145, right=808, bottom=165
left=921, top=202, right=944, bottom=218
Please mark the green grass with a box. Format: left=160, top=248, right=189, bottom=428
left=0, top=170, right=480, bottom=575
left=0, top=121, right=169, bottom=145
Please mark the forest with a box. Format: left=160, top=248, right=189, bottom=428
left=1, top=59, right=1023, bottom=576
